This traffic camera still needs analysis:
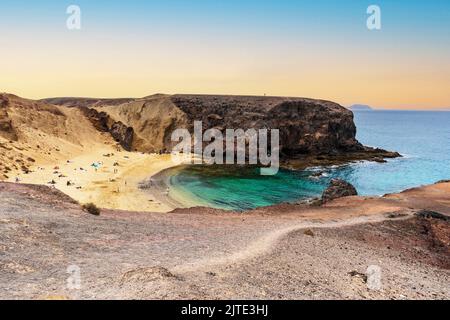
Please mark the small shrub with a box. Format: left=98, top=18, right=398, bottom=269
left=83, top=203, right=101, bottom=216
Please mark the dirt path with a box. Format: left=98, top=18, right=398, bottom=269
left=173, top=212, right=413, bottom=273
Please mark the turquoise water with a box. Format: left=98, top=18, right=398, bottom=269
left=168, top=111, right=450, bottom=211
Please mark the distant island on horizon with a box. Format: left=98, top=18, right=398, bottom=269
left=349, top=104, right=374, bottom=111
left=348, top=104, right=450, bottom=112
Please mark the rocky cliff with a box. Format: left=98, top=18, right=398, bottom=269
left=6, top=93, right=400, bottom=168
left=77, top=94, right=399, bottom=165
left=79, top=107, right=134, bottom=151
left=170, top=95, right=363, bottom=157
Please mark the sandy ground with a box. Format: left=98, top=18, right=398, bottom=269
left=7, top=148, right=179, bottom=212
left=0, top=182, right=448, bottom=300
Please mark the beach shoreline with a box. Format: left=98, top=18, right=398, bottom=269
left=139, top=167, right=189, bottom=211
left=6, top=147, right=180, bottom=212
left=149, top=165, right=216, bottom=210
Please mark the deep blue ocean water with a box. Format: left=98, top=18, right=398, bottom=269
left=169, top=111, right=450, bottom=211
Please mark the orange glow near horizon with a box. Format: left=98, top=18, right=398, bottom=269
left=3, top=56, right=449, bottom=110
left=1, top=2, right=449, bottom=110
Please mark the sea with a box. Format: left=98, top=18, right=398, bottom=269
left=166, top=111, right=450, bottom=211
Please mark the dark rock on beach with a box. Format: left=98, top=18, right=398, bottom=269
left=322, top=179, right=358, bottom=203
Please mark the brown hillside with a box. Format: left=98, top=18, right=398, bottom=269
left=0, top=93, right=115, bottom=180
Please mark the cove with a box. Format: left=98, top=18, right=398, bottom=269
left=161, top=111, right=450, bottom=211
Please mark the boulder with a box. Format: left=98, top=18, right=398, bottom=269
left=322, top=179, right=358, bottom=203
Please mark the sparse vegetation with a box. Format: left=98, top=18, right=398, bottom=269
left=82, top=203, right=101, bottom=216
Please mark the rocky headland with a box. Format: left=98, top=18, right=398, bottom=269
left=42, top=94, right=400, bottom=167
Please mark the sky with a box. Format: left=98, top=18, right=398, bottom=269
left=0, top=0, right=449, bottom=109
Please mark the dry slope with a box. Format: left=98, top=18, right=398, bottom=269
left=0, top=93, right=116, bottom=180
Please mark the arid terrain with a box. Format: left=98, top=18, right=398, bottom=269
left=0, top=92, right=448, bottom=300
left=0, top=181, right=448, bottom=300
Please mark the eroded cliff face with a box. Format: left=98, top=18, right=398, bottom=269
left=92, top=95, right=190, bottom=153
left=79, top=107, right=135, bottom=151
left=170, top=95, right=364, bottom=158
left=0, top=95, right=18, bottom=141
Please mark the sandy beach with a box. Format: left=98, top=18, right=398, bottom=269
left=150, top=165, right=216, bottom=210
left=7, top=147, right=180, bottom=212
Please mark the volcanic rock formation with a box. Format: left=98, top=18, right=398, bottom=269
left=0, top=92, right=400, bottom=178
left=322, top=179, right=358, bottom=203
left=44, top=94, right=400, bottom=163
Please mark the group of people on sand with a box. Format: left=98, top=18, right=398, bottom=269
left=54, top=157, right=123, bottom=190
left=11, top=151, right=170, bottom=209
left=13, top=152, right=137, bottom=195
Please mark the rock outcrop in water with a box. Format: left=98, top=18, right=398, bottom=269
left=322, top=179, right=358, bottom=203
left=43, top=94, right=400, bottom=165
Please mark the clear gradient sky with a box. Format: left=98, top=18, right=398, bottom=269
left=1, top=0, right=449, bottom=109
